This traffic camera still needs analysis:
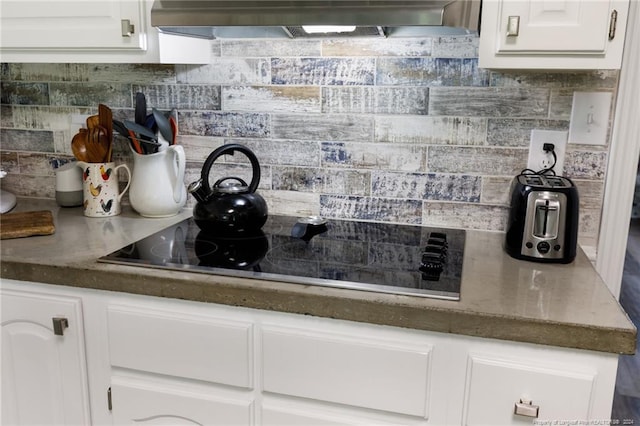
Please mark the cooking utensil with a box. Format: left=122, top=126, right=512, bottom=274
left=112, top=119, right=128, bottom=137
left=127, top=129, right=144, bottom=155
left=124, top=120, right=157, bottom=142
left=153, top=108, right=173, bottom=143
left=135, top=92, right=147, bottom=126
left=188, top=144, right=268, bottom=233
left=139, top=139, right=161, bottom=155
left=71, top=129, right=91, bottom=162
left=168, top=115, right=178, bottom=145
left=86, top=114, right=99, bottom=129
left=113, top=119, right=142, bottom=154
left=98, top=104, right=113, bottom=162
left=88, top=125, right=110, bottom=163
left=144, top=113, right=156, bottom=131
left=95, top=125, right=111, bottom=162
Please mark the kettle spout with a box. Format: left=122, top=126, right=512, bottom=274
left=188, top=179, right=209, bottom=203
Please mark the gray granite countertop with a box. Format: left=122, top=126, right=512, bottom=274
left=1, top=198, right=636, bottom=354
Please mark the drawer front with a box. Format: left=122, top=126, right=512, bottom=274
left=262, top=326, right=432, bottom=417
left=463, top=354, right=596, bottom=425
left=108, top=305, right=253, bottom=388
left=111, top=379, right=252, bottom=425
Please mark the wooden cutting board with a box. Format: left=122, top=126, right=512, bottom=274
left=0, top=210, right=55, bottom=240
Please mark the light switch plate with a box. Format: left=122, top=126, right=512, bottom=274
left=568, top=91, right=612, bottom=145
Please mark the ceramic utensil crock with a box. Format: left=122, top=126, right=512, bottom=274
left=77, top=161, right=130, bottom=217
left=128, top=144, right=187, bottom=217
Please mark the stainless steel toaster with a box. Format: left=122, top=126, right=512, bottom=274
left=505, top=174, right=579, bottom=263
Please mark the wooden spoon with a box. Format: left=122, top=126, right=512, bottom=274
left=98, top=104, right=113, bottom=161
left=71, top=129, right=91, bottom=162
left=86, top=114, right=99, bottom=129
left=90, top=126, right=110, bottom=163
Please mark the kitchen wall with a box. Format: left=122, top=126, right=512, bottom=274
left=0, top=35, right=617, bottom=248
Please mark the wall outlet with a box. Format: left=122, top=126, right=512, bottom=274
left=527, top=130, right=568, bottom=174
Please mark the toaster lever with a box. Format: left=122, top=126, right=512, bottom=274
left=533, top=199, right=560, bottom=239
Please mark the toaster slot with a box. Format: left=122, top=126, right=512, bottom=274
left=533, top=198, right=560, bottom=239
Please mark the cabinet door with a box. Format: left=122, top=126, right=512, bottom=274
left=463, top=354, right=596, bottom=425
left=479, top=0, right=629, bottom=69
left=1, top=290, right=91, bottom=425
left=495, top=1, right=613, bottom=53
left=0, top=0, right=146, bottom=51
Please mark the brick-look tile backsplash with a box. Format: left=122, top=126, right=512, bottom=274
left=0, top=36, right=618, bottom=248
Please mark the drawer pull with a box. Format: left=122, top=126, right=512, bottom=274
left=506, top=15, right=520, bottom=37
left=121, top=19, right=135, bottom=37
left=52, top=317, right=69, bottom=336
left=608, top=9, right=618, bottom=41
left=514, top=398, right=539, bottom=418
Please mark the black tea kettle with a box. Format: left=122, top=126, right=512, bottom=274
left=188, top=144, right=268, bottom=233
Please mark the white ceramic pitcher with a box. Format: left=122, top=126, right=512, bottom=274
left=129, top=145, right=187, bottom=217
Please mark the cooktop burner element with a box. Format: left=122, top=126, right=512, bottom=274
left=99, top=216, right=466, bottom=300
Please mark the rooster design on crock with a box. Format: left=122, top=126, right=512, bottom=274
left=89, top=183, right=102, bottom=197
left=100, top=165, right=112, bottom=180
left=101, top=199, right=114, bottom=212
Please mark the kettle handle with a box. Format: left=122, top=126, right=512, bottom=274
left=200, top=144, right=261, bottom=195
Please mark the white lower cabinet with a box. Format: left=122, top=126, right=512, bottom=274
left=0, top=279, right=620, bottom=426
left=106, top=302, right=255, bottom=424
left=0, top=288, right=91, bottom=425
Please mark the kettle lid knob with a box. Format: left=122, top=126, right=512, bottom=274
left=213, top=177, right=249, bottom=194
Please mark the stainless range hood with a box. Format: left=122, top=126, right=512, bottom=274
left=151, top=0, right=481, bottom=39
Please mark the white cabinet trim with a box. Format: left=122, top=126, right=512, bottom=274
left=596, top=0, right=640, bottom=297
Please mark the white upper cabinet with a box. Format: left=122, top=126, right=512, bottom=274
left=479, top=0, right=629, bottom=69
left=1, top=1, right=146, bottom=51
left=0, top=0, right=165, bottom=63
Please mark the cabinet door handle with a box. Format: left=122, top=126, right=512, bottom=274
left=121, top=19, right=135, bottom=37
left=608, top=9, right=618, bottom=40
left=52, top=317, right=69, bottom=336
left=514, top=398, right=539, bottom=418
left=506, top=15, right=520, bottom=37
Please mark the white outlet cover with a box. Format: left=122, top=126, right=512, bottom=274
left=528, top=130, right=568, bottom=174
left=568, top=91, right=612, bottom=145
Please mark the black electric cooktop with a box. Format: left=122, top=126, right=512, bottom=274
left=99, top=216, right=466, bottom=300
